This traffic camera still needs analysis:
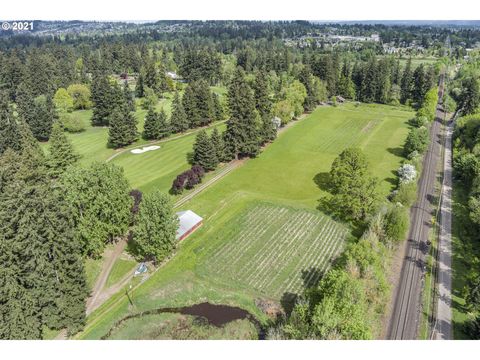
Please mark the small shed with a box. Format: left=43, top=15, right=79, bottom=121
left=336, top=96, right=346, bottom=103
left=176, top=210, right=203, bottom=241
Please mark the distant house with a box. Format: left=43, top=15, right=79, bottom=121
left=166, top=71, right=179, bottom=80
left=176, top=210, right=203, bottom=241
left=336, top=96, right=346, bottom=103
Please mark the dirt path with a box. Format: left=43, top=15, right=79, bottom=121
left=174, top=160, right=244, bottom=209
left=86, top=239, right=128, bottom=315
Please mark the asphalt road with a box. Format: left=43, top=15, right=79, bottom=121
left=388, top=74, right=445, bottom=340
left=434, top=114, right=454, bottom=340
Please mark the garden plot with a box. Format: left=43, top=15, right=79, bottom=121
left=203, top=203, right=348, bottom=298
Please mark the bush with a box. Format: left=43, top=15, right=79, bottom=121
left=404, top=126, right=429, bottom=156
left=383, top=204, right=409, bottom=243
left=171, top=166, right=205, bottom=194
left=465, top=315, right=480, bottom=339
left=61, top=113, right=86, bottom=133
left=398, top=164, right=417, bottom=184
left=408, top=116, right=428, bottom=128
left=67, top=84, right=92, bottom=110
left=393, top=182, right=417, bottom=207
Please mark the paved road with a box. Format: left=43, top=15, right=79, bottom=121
left=388, top=74, right=445, bottom=340
left=434, top=115, right=453, bottom=340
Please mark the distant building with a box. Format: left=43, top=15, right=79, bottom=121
left=176, top=210, right=203, bottom=241
left=336, top=96, right=346, bottom=103
left=166, top=71, right=179, bottom=80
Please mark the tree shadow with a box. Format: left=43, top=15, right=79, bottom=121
left=301, top=267, right=324, bottom=289
left=280, top=292, right=298, bottom=317
left=313, top=172, right=332, bottom=192
left=387, top=147, right=405, bottom=158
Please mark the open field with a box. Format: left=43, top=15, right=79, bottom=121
left=201, top=203, right=348, bottom=298
left=78, top=102, right=414, bottom=339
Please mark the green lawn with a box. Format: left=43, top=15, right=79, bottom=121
left=78, top=102, right=413, bottom=339
left=105, top=258, right=138, bottom=289
left=111, top=122, right=226, bottom=193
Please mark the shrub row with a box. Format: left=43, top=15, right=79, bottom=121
left=170, top=165, right=205, bottom=195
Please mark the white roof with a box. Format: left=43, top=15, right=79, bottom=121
left=176, top=210, right=203, bottom=239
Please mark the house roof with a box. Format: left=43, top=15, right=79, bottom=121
left=176, top=210, right=203, bottom=239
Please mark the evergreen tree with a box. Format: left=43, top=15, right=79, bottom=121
left=123, top=80, right=135, bottom=112
left=183, top=83, right=200, bottom=127
left=170, top=92, right=189, bottom=133
left=210, top=128, right=226, bottom=163
left=0, top=92, right=21, bottom=156
left=252, top=70, right=272, bottom=118
left=143, top=107, right=159, bottom=140
left=260, top=115, right=277, bottom=145
left=91, top=73, right=113, bottom=126
left=212, top=93, right=225, bottom=121
left=133, top=191, right=178, bottom=263
left=192, top=130, right=218, bottom=171
left=144, top=60, right=161, bottom=95
left=108, top=105, right=137, bottom=148
left=0, top=146, right=87, bottom=339
left=46, top=122, right=80, bottom=177
left=157, top=109, right=170, bottom=139
left=401, top=58, right=413, bottom=104
left=224, top=67, right=260, bottom=159
left=135, top=71, right=145, bottom=98
left=195, top=80, right=214, bottom=126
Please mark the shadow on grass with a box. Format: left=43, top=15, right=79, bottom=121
left=387, top=146, right=405, bottom=158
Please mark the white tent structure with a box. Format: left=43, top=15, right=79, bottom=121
left=176, top=210, right=203, bottom=241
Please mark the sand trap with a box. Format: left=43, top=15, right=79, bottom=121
left=131, top=145, right=161, bottom=154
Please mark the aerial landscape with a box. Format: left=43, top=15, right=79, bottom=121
left=1, top=17, right=480, bottom=342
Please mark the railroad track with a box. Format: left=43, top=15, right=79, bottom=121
left=388, top=74, right=445, bottom=340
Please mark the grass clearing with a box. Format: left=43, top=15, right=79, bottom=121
left=78, top=102, right=413, bottom=339
left=105, top=258, right=138, bottom=289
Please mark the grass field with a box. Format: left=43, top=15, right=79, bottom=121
left=78, top=102, right=414, bottom=339
left=106, top=313, right=257, bottom=340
